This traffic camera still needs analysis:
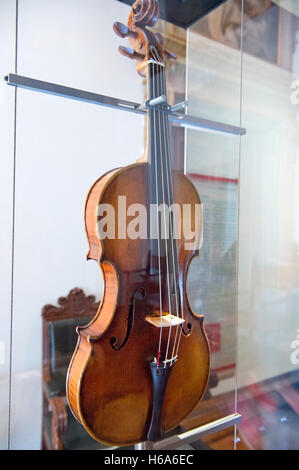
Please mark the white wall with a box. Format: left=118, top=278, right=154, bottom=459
left=0, top=0, right=17, bottom=452
left=0, top=0, right=143, bottom=449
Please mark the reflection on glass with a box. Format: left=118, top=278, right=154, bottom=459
left=185, top=0, right=299, bottom=451
left=237, top=0, right=299, bottom=451
left=182, top=0, right=242, bottom=448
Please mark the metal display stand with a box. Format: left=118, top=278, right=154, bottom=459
left=5, top=74, right=246, bottom=136
left=134, top=413, right=242, bottom=450
left=5, top=73, right=243, bottom=451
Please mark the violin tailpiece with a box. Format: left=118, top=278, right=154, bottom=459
left=147, top=360, right=176, bottom=442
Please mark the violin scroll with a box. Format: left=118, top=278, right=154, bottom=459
left=113, top=0, right=176, bottom=75
left=131, top=0, right=159, bottom=28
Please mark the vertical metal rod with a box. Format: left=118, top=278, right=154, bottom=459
left=8, top=0, right=18, bottom=450
left=234, top=0, right=244, bottom=450
left=183, top=27, right=190, bottom=176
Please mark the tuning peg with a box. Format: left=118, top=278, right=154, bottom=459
left=164, top=50, right=177, bottom=60
left=113, top=21, right=138, bottom=39
left=118, top=46, right=145, bottom=61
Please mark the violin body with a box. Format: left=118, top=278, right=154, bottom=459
left=66, top=163, right=210, bottom=445
left=67, top=0, right=210, bottom=446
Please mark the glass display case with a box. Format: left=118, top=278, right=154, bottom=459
left=186, top=0, right=299, bottom=450
left=0, top=0, right=298, bottom=451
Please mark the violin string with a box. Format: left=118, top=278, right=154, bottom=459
left=155, top=61, right=173, bottom=366
left=153, top=46, right=180, bottom=365
left=150, top=59, right=164, bottom=362
left=150, top=47, right=168, bottom=364
left=152, top=46, right=182, bottom=365
left=159, top=65, right=181, bottom=363
left=161, top=68, right=184, bottom=360
left=151, top=46, right=174, bottom=366
left=174, top=319, right=183, bottom=358
left=150, top=47, right=184, bottom=366
left=162, top=81, right=185, bottom=360
left=164, top=71, right=184, bottom=362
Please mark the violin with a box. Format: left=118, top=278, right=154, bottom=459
left=66, top=0, right=210, bottom=446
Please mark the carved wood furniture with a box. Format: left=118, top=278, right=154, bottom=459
left=42, top=288, right=102, bottom=450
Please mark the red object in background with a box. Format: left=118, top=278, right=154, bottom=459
left=188, top=173, right=238, bottom=185
left=205, top=322, right=221, bottom=353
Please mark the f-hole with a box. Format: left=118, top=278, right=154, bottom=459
left=182, top=322, right=192, bottom=336
left=110, top=288, right=146, bottom=350
left=178, top=290, right=192, bottom=336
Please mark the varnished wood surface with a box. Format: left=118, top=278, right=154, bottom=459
left=66, top=163, right=210, bottom=445
left=67, top=1, right=210, bottom=447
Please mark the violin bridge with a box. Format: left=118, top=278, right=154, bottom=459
left=145, top=314, right=184, bottom=328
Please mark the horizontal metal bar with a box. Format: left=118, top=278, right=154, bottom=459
left=170, top=101, right=186, bottom=112
left=5, top=73, right=144, bottom=115
left=135, top=413, right=242, bottom=450
left=5, top=74, right=246, bottom=135
left=171, top=113, right=246, bottom=136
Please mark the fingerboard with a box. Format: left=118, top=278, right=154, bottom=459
left=147, top=60, right=179, bottom=294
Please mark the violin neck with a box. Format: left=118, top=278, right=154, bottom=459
left=147, top=60, right=173, bottom=207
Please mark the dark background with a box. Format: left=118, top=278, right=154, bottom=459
left=117, top=0, right=227, bottom=28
